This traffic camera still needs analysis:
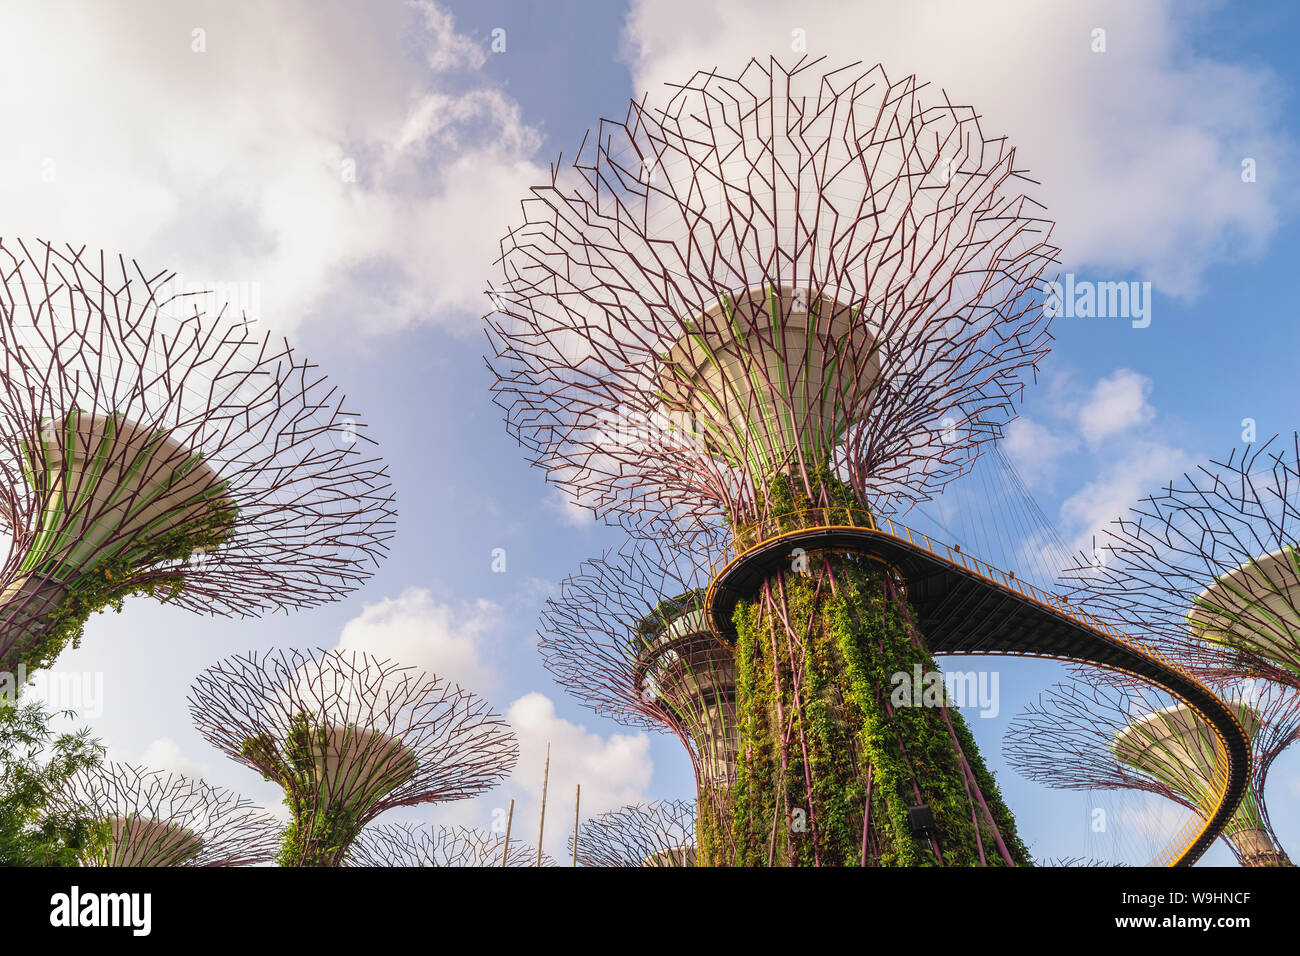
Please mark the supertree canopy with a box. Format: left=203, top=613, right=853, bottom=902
left=1062, top=434, right=1300, bottom=691
left=572, top=799, right=698, bottom=868
left=347, top=822, right=553, bottom=867
left=489, top=57, right=1055, bottom=865
left=540, top=537, right=737, bottom=835
left=1005, top=679, right=1297, bottom=867
left=188, top=648, right=519, bottom=867
left=0, top=238, right=397, bottom=675
left=50, top=762, right=280, bottom=866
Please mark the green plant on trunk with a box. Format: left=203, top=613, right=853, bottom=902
left=242, top=712, right=378, bottom=867
left=17, top=498, right=237, bottom=674
left=705, top=469, right=1029, bottom=866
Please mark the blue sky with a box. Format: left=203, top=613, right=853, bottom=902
left=4, top=0, right=1299, bottom=865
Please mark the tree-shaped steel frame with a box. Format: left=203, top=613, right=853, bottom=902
left=572, top=799, right=697, bottom=867
left=188, top=648, right=519, bottom=867
left=1061, top=433, right=1300, bottom=691
left=540, top=536, right=737, bottom=827
left=486, top=55, right=1058, bottom=543
left=1005, top=677, right=1298, bottom=866
left=0, top=238, right=397, bottom=673
left=51, top=761, right=281, bottom=866
left=347, top=821, right=554, bottom=867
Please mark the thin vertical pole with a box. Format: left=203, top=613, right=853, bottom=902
left=535, top=742, right=550, bottom=867
left=572, top=783, right=581, bottom=867
left=501, top=798, right=515, bottom=867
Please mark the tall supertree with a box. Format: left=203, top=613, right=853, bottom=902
left=1005, top=678, right=1297, bottom=866
left=1061, top=434, right=1300, bottom=690
left=347, top=822, right=552, bottom=867
left=487, top=57, right=1057, bottom=865
left=0, top=238, right=396, bottom=675
left=540, top=537, right=737, bottom=851
left=572, top=799, right=698, bottom=867
left=188, top=648, right=519, bottom=867
left=50, top=762, right=280, bottom=866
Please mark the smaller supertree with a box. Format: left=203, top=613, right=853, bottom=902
left=347, top=821, right=553, bottom=867
left=572, top=800, right=697, bottom=867
left=1005, top=678, right=1297, bottom=866
left=189, top=648, right=519, bottom=867
left=50, top=762, right=280, bottom=866
left=1038, top=857, right=1127, bottom=867
left=1061, top=435, right=1300, bottom=690
left=540, top=538, right=737, bottom=845
left=0, top=239, right=398, bottom=676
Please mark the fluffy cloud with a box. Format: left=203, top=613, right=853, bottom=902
left=334, top=587, right=504, bottom=692
left=620, top=0, right=1292, bottom=297
left=387, top=691, right=657, bottom=864
left=1060, top=438, right=1196, bottom=552
left=1076, top=369, right=1156, bottom=445
left=0, top=0, right=545, bottom=336
left=1003, top=417, right=1080, bottom=487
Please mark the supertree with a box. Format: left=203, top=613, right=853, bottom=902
left=1061, top=434, right=1300, bottom=691
left=540, top=536, right=737, bottom=848
left=49, top=762, right=280, bottom=866
left=1005, top=678, right=1297, bottom=866
left=487, top=56, right=1059, bottom=865
left=346, top=821, right=553, bottom=867
left=188, top=648, right=519, bottom=867
left=572, top=799, right=698, bottom=867
left=0, top=238, right=396, bottom=676
left=1037, top=857, right=1126, bottom=867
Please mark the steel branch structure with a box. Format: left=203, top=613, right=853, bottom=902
left=540, top=536, right=737, bottom=816
left=491, top=56, right=1061, bottom=865
left=572, top=800, right=698, bottom=867
left=1061, top=434, right=1300, bottom=690
left=1006, top=679, right=1298, bottom=866
left=0, top=238, right=397, bottom=674
left=347, top=822, right=552, bottom=867
left=487, top=56, right=1058, bottom=542
left=188, top=648, right=518, bottom=867
left=50, top=762, right=280, bottom=866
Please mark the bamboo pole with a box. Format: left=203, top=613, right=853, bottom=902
left=572, top=783, right=581, bottom=867
left=501, top=798, right=515, bottom=867
left=536, top=742, right=550, bottom=867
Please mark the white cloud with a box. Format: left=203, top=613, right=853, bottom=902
left=1076, top=369, right=1156, bottom=445
left=127, top=737, right=214, bottom=782
left=334, top=587, right=504, bottom=692
left=0, top=0, right=546, bottom=336
left=620, top=0, right=1292, bottom=297
left=1003, top=417, right=1080, bottom=487
left=1060, top=439, right=1195, bottom=551
left=385, top=691, right=656, bottom=864
left=544, top=488, right=597, bottom=529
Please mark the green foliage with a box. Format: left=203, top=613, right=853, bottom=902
left=240, top=712, right=369, bottom=867
left=705, top=471, right=1030, bottom=867
left=0, top=699, right=108, bottom=866
left=19, top=498, right=237, bottom=674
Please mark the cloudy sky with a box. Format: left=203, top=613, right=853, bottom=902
left=7, top=0, right=1299, bottom=865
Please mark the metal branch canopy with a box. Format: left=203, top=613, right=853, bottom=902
left=1006, top=678, right=1298, bottom=866
left=348, top=822, right=552, bottom=868
left=51, top=762, right=281, bottom=867
left=0, top=238, right=397, bottom=673
left=1063, top=433, right=1300, bottom=691
left=487, top=56, right=1058, bottom=540
left=572, top=800, right=698, bottom=868
left=188, top=648, right=519, bottom=866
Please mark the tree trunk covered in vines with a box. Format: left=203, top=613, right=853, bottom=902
left=698, top=552, right=1029, bottom=867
